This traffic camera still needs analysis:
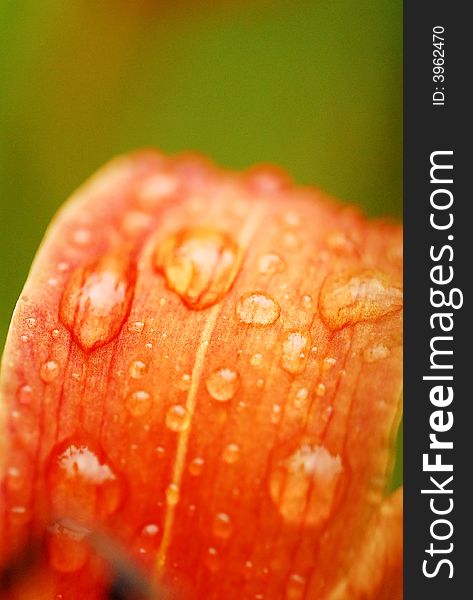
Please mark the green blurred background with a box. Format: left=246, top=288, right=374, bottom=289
left=0, top=0, right=402, bottom=484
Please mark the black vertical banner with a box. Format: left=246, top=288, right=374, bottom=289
left=404, top=2, right=469, bottom=599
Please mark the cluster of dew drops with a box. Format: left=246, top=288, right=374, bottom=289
left=11, top=173, right=401, bottom=594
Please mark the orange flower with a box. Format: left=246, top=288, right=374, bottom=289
left=0, top=151, right=402, bottom=599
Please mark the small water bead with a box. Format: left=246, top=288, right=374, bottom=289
left=281, top=331, right=311, bottom=375
left=256, top=378, right=265, bottom=389
left=364, top=344, right=391, bottom=362
left=286, top=573, right=307, bottom=600
left=293, top=387, right=309, bottom=409
left=60, top=252, right=136, bottom=351
left=301, top=295, right=313, bottom=310
left=316, top=383, right=326, bottom=397
left=166, top=483, right=180, bottom=506
left=5, top=467, right=24, bottom=492
left=47, top=521, right=90, bottom=573
left=205, top=546, right=219, bottom=572
left=250, top=353, right=264, bottom=367
left=258, top=253, right=286, bottom=275
left=126, top=390, right=152, bottom=417
left=177, top=373, right=192, bottom=391
left=326, top=231, right=358, bottom=254
left=188, top=457, right=205, bottom=476
left=128, top=321, right=145, bottom=334
left=129, top=360, right=148, bottom=379
left=18, top=384, right=33, bottom=405
left=51, top=328, right=60, bottom=339
left=40, top=360, right=59, bottom=383
left=206, top=367, right=240, bottom=402
left=72, top=228, right=92, bottom=246
left=20, top=334, right=29, bottom=343
left=319, top=269, right=403, bottom=331
left=155, top=227, right=242, bottom=310
left=282, top=231, right=302, bottom=250
left=8, top=505, right=31, bottom=525
left=137, top=173, right=178, bottom=208
left=236, top=292, right=280, bottom=326
left=26, top=317, right=37, bottom=329
left=269, top=438, right=343, bottom=526
left=165, top=404, right=190, bottom=432
left=271, top=404, right=282, bottom=424
left=323, top=357, right=337, bottom=371
left=212, top=512, right=233, bottom=540
left=222, top=443, right=241, bottom=464
left=283, top=211, right=301, bottom=227
left=47, top=438, right=123, bottom=521
left=142, top=523, right=159, bottom=537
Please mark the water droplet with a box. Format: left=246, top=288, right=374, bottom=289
left=301, top=295, right=313, bottom=310
left=293, top=387, right=309, bottom=409
left=316, top=383, right=326, bottom=397
left=142, top=523, right=159, bottom=537
left=236, top=292, right=280, bottom=326
left=256, top=378, right=265, bottom=389
left=40, top=360, right=59, bottom=383
left=269, top=438, right=343, bottom=525
left=46, top=520, right=90, bottom=573
left=155, top=228, right=241, bottom=310
left=222, top=443, right=241, bottom=464
left=20, top=334, right=29, bottom=343
left=165, top=404, right=190, bottom=432
left=250, top=353, right=264, bottom=367
left=283, top=212, right=301, bottom=227
left=137, top=173, right=178, bottom=208
left=323, top=357, right=337, bottom=371
left=271, top=404, right=282, bottom=424
left=60, top=252, right=136, bottom=351
left=206, top=367, right=239, bottom=402
left=258, top=253, right=286, bottom=275
left=51, top=328, right=60, bottom=339
left=364, top=344, right=391, bottom=362
left=177, top=373, right=192, bottom=391
left=205, top=546, right=219, bottom=572
left=126, top=390, right=152, bottom=417
left=128, top=321, right=145, bottom=334
left=129, top=360, right=148, bottom=379
left=212, top=512, right=233, bottom=540
left=8, top=505, right=31, bottom=525
left=286, top=573, right=307, bottom=600
left=18, top=384, right=33, bottom=405
left=326, top=231, right=358, bottom=254
left=166, top=483, right=180, bottom=506
left=47, top=438, right=123, bottom=521
left=282, top=231, right=302, bottom=250
left=281, top=331, right=311, bottom=375
left=72, top=228, right=92, bottom=246
left=5, top=467, right=24, bottom=492
left=319, top=269, right=403, bottom=331
left=188, top=457, right=205, bottom=476
left=26, top=317, right=37, bottom=329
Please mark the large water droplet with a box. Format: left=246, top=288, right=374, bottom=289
left=206, top=367, right=240, bottom=402
left=236, top=292, right=280, bottom=326
left=281, top=331, right=311, bottom=375
left=46, top=521, right=90, bottom=573
left=258, top=253, right=286, bottom=275
left=319, top=269, right=403, bottom=331
left=165, top=404, right=190, bottom=432
left=60, top=252, right=136, bottom=351
left=126, top=390, right=152, bottom=417
left=40, top=360, right=59, bottom=383
left=269, top=438, right=343, bottom=526
left=47, top=438, right=123, bottom=521
left=155, top=228, right=241, bottom=310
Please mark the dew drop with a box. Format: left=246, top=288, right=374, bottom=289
left=40, top=360, right=59, bottom=383
left=177, top=373, right=192, bottom=391
left=126, top=390, right=152, bottom=417
left=26, top=317, right=37, bottom=329
left=18, top=384, right=33, bottom=405
left=281, top=331, right=311, bottom=375
left=5, top=467, right=24, bottom=492
left=165, top=404, right=190, bottom=432
left=323, top=357, right=337, bottom=371
left=137, top=173, right=178, bottom=208
left=293, top=387, right=309, bottom=409
left=286, top=573, right=307, bottom=600
left=256, top=378, right=265, bottom=389
left=212, top=512, right=233, bottom=540
left=155, top=228, right=241, bottom=309
left=271, top=404, right=282, bottom=424
left=72, top=228, right=92, bottom=247
left=128, top=321, right=145, bottom=334
left=258, top=253, right=286, bottom=275
left=47, top=438, right=123, bottom=521
left=60, top=252, right=136, bottom=351
left=269, top=438, right=343, bottom=525
left=316, top=383, right=326, bottom=397
left=46, top=521, right=90, bottom=573
left=282, top=231, right=302, bottom=250
left=8, top=505, right=31, bottom=525
left=206, top=367, right=239, bottom=402
left=142, top=523, right=159, bottom=537
left=250, top=353, right=264, bottom=367
left=301, top=294, right=313, bottom=310
left=236, top=292, right=280, bottom=326
left=319, top=269, right=403, bottom=331
left=166, top=483, right=180, bottom=506
left=129, top=360, right=148, bottom=380
left=364, top=344, right=391, bottom=362
left=222, top=443, right=241, bottom=464
left=188, top=457, right=205, bottom=476
left=51, top=328, right=60, bottom=339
